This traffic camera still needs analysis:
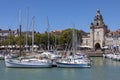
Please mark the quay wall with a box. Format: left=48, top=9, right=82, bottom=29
left=81, top=50, right=104, bottom=57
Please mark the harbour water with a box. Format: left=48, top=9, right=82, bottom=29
left=0, top=57, right=120, bottom=80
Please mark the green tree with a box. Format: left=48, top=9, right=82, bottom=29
left=3, top=39, right=9, bottom=46
left=34, top=33, right=41, bottom=45
left=58, top=28, right=82, bottom=49
left=9, top=35, right=16, bottom=45
left=59, top=29, right=72, bottom=45
left=15, top=35, right=26, bottom=46
left=40, top=33, right=48, bottom=50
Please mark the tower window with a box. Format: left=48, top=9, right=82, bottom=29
left=97, top=32, right=99, bottom=36
left=97, top=23, right=99, bottom=26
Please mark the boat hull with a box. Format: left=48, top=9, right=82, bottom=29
left=0, top=55, right=5, bottom=60
left=56, top=62, right=90, bottom=68
left=5, top=59, right=52, bottom=68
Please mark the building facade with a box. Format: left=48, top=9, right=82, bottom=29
left=0, top=29, right=19, bottom=40
left=82, top=10, right=120, bottom=50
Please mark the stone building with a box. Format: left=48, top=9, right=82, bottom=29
left=0, top=29, right=19, bottom=40
left=82, top=10, right=120, bottom=50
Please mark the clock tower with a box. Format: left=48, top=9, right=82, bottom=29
left=90, top=10, right=108, bottom=49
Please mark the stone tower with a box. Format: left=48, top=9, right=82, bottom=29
left=90, top=10, right=108, bottom=49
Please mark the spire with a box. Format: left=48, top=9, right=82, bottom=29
left=90, top=10, right=108, bottom=30
left=93, top=9, right=104, bottom=26
left=94, top=9, right=103, bottom=21
left=90, top=9, right=109, bottom=39
left=96, top=9, right=100, bottom=16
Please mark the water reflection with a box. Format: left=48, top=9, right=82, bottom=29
left=92, top=57, right=120, bottom=67
left=92, top=57, right=105, bottom=66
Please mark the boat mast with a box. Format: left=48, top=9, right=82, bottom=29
left=54, top=31, right=56, bottom=50
left=72, top=24, right=77, bottom=56
left=19, top=10, right=22, bottom=56
left=26, top=7, right=29, bottom=52
left=47, top=17, right=50, bottom=51
left=32, top=16, right=35, bottom=53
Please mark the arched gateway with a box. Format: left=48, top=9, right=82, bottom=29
left=95, top=43, right=101, bottom=50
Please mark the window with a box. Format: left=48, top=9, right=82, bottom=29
left=97, top=22, right=99, bottom=26
left=97, top=32, right=99, bottom=36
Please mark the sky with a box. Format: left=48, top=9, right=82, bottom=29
left=0, top=0, right=120, bottom=33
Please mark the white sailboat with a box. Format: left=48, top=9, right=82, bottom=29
left=5, top=56, right=52, bottom=68
left=40, top=17, right=57, bottom=57
left=0, top=52, right=4, bottom=60
left=5, top=11, right=52, bottom=68
left=56, top=27, right=91, bottom=68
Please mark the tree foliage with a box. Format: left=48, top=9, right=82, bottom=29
left=1, top=28, right=82, bottom=50
left=58, top=28, right=82, bottom=45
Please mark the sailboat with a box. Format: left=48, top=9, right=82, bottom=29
left=40, top=17, right=57, bottom=61
left=56, top=28, right=91, bottom=68
left=5, top=56, right=53, bottom=68
left=5, top=11, right=52, bottom=68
